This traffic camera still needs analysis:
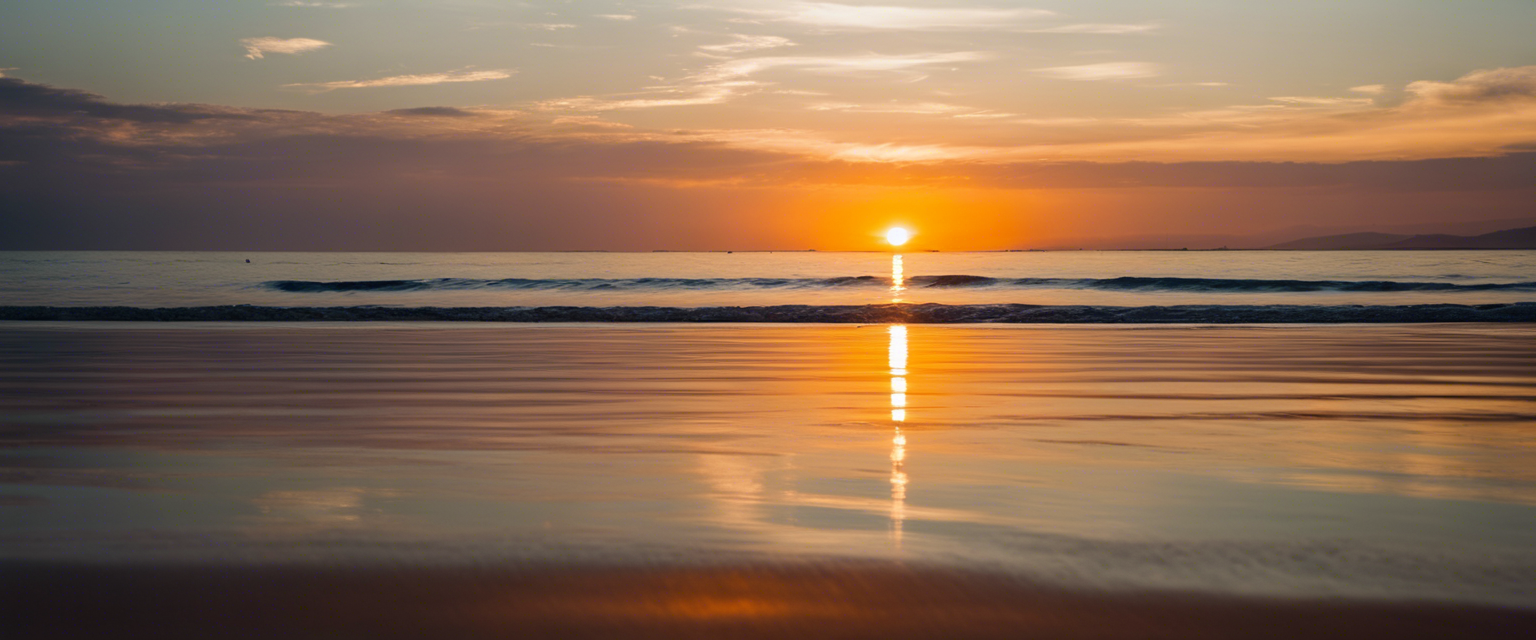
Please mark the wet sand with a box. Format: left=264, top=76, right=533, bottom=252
left=7, top=562, right=1535, bottom=639
left=2, top=323, right=1534, bottom=636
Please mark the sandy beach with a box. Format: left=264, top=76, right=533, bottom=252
left=7, top=562, right=1535, bottom=639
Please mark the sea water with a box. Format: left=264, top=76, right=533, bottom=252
left=1, top=251, right=1534, bottom=609
left=2, top=250, right=1534, bottom=311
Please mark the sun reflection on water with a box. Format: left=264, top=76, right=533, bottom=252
left=888, top=323, right=909, bottom=546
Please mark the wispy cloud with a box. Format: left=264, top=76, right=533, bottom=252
left=272, top=1, right=357, bottom=7
left=285, top=69, right=513, bottom=92
left=596, top=14, right=635, bottom=21
left=524, top=23, right=578, bottom=31
left=385, top=106, right=481, bottom=118
left=240, top=37, right=332, bottom=60
left=551, top=115, right=633, bottom=129
left=538, top=82, right=750, bottom=111
left=807, top=101, right=971, bottom=115
left=1028, top=23, right=1159, bottom=34
left=541, top=51, right=987, bottom=112
left=1406, top=66, right=1536, bottom=105
left=697, top=51, right=989, bottom=83
left=699, top=35, right=796, bottom=55
left=1034, top=62, right=1160, bottom=81
left=730, top=2, right=1052, bottom=31
left=5, top=69, right=1536, bottom=255
left=1268, top=96, right=1374, bottom=108
left=1350, top=84, right=1385, bottom=94
left=983, top=66, right=1536, bottom=162
left=697, top=128, right=1003, bottom=163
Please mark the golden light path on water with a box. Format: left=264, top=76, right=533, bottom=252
left=889, top=252, right=909, bottom=545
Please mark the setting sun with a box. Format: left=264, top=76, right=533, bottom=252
left=885, top=227, right=912, bottom=247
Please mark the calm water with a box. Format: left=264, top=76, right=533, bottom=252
left=2, top=250, right=1535, bottom=308
left=2, top=323, right=1533, bottom=607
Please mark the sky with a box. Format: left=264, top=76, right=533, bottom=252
left=1, top=0, right=1534, bottom=250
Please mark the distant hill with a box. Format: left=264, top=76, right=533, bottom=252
left=1265, top=225, right=1536, bottom=250
left=1266, top=232, right=1412, bottom=250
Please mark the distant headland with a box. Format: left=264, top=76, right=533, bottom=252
left=1264, top=225, right=1536, bottom=250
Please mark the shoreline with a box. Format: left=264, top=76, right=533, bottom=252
left=4, top=302, right=1536, bottom=323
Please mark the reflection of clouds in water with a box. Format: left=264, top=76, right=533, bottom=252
left=696, top=454, right=766, bottom=529
left=252, top=487, right=371, bottom=526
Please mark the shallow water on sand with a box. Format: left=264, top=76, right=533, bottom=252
left=1, top=323, right=1533, bottom=607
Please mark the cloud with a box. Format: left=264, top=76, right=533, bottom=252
left=538, top=83, right=748, bottom=111
left=1034, top=62, right=1160, bottom=81
left=1027, top=23, right=1159, bottom=34
left=7, top=66, right=1536, bottom=176
left=0, top=77, right=253, bottom=123
left=550, top=115, right=633, bottom=130
left=596, top=14, right=635, bottom=21
left=3, top=74, right=1534, bottom=251
left=729, top=2, right=1052, bottom=31
left=1350, top=84, right=1385, bottom=94
left=524, top=23, right=577, bottom=31
left=1406, top=66, right=1536, bottom=105
left=1267, top=96, right=1375, bottom=108
left=980, top=67, right=1536, bottom=162
left=699, top=35, right=796, bottom=54
left=807, top=101, right=971, bottom=115
left=828, top=143, right=969, bottom=162
left=540, top=52, right=986, bottom=112
left=240, top=37, right=332, bottom=60
left=272, top=1, right=357, bottom=7
left=284, top=69, right=514, bottom=92
left=385, top=107, right=482, bottom=118
left=696, top=51, right=989, bottom=83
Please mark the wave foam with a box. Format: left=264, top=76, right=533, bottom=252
left=5, top=303, right=1535, bottom=323
left=263, top=276, right=1536, bottom=294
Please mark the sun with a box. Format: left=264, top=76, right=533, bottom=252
left=885, top=227, right=912, bottom=247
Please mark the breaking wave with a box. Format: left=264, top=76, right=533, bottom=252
left=5, top=303, right=1534, bottom=323
left=263, top=276, right=1536, bottom=294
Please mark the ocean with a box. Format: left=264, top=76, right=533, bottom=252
left=2, top=251, right=1535, bottom=635
left=2, top=250, right=1534, bottom=319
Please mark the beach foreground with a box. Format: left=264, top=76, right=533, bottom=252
left=2, top=323, right=1533, bottom=636
left=6, top=562, right=1534, bottom=639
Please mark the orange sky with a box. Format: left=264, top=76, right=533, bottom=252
left=1, top=2, right=1533, bottom=249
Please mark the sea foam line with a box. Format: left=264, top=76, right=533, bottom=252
left=3, top=303, right=1535, bottom=323
left=262, top=276, right=1536, bottom=293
